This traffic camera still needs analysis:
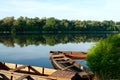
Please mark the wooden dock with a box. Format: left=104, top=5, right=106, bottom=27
left=0, top=70, right=52, bottom=80
left=0, top=62, right=81, bottom=80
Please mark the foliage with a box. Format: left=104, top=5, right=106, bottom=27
left=0, top=16, right=120, bottom=33
left=86, top=34, right=120, bottom=79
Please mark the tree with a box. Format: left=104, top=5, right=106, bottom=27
left=60, top=19, right=70, bottom=30
left=43, top=17, right=56, bottom=31
left=115, top=22, right=120, bottom=31
left=25, top=17, right=38, bottom=31
left=0, top=16, right=14, bottom=32
left=13, top=16, right=26, bottom=32
left=73, top=20, right=81, bottom=30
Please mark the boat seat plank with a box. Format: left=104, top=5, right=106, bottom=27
left=58, top=61, right=70, bottom=63
left=53, top=58, right=65, bottom=60
left=62, top=65, right=74, bottom=70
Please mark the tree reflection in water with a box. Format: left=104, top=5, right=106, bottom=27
left=0, top=33, right=114, bottom=47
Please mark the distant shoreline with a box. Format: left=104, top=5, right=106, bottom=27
left=0, top=17, right=120, bottom=34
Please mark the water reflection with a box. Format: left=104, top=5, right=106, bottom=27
left=0, top=33, right=112, bottom=47
left=0, top=42, right=94, bottom=68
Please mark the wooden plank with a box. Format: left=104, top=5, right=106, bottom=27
left=16, top=74, right=34, bottom=80
left=0, top=73, right=9, bottom=80
left=52, top=55, right=64, bottom=57
left=28, top=66, right=42, bottom=75
left=10, top=65, right=28, bottom=72
left=58, top=61, right=70, bottom=63
left=52, top=58, right=65, bottom=60
left=0, top=62, right=10, bottom=70
left=62, top=65, right=74, bottom=70
left=79, top=72, right=90, bottom=78
left=0, top=70, right=54, bottom=80
left=50, top=70, right=76, bottom=79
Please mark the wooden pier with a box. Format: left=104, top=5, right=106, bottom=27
left=0, top=62, right=80, bottom=80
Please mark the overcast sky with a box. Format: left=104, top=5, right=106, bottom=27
left=0, top=0, right=120, bottom=21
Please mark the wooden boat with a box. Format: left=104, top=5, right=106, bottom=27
left=50, top=51, right=87, bottom=59
left=50, top=51, right=94, bottom=79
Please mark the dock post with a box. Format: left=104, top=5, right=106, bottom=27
left=28, top=66, right=30, bottom=72
left=15, top=64, right=17, bottom=68
left=10, top=76, right=13, bottom=80
left=42, top=67, right=44, bottom=75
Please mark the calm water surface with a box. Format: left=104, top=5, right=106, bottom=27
left=0, top=42, right=95, bottom=68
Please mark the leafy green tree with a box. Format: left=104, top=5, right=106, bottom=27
left=43, top=17, right=57, bottom=31
left=13, top=16, right=26, bottom=33
left=115, top=22, right=120, bottom=31
left=25, top=17, right=39, bottom=31
left=60, top=19, right=70, bottom=30
left=101, top=20, right=115, bottom=31
left=38, top=17, right=46, bottom=31
left=0, top=16, right=14, bottom=32
left=73, top=20, right=81, bottom=30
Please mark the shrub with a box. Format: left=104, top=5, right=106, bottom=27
left=87, top=34, right=120, bottom=79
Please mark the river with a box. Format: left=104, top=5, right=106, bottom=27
left=0, top=42, right=95, bottom=68
left=0, top=33, right=113, bottom=68
left=0, top=33, right=119, bottom=79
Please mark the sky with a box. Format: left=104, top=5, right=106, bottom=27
left=0, top=0, right=120, bottom=21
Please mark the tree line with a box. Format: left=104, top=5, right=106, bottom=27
left=0, top=16, right=120, bottom=33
